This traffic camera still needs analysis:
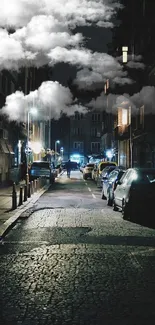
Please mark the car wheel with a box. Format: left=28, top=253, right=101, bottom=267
left=107, top=192, right=113, bottom=206
left=113, top=200, right=118, bottom=211
left=122, top=200, right=131, bottom=220
left=101, top=189, right=106, bottom=200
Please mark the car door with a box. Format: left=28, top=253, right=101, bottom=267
left=107, top=170, right=119, bottom=196
left=104, top=170, right=117, bottom=197
left=115, top=169, right=133, bottom=207
left=114, top=170, right=132, bottom=207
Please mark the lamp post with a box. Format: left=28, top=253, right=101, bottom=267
left=129, top=106, right=132, bottom=167
left=26, top=107, right=37, bottom=184
left=55, top=140, right=60, bottom=164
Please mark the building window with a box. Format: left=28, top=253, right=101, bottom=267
left=72, top=128, right=82, bottom=135
left=91, top=127, right=97, bottom=136
left=91, top=142, right=100, bottom=152
left=91, top=128, right=101, bottom=137
left=92, top=113, right=100, bottom=122
left=11, top=81, right=15, bottom=94
left=74, top=113, right=83, bottom=120
left=73, top=142, right=83, bottom=151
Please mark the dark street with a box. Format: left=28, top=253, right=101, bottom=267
left=1, top=171, right=155, bottom=325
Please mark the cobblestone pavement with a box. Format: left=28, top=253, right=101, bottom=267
left=0, top=171, right=155, bottom=325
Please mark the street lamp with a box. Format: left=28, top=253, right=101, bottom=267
left=55, top=140, right=60, bottom=164
left=26, top=107, right=37, bottom=184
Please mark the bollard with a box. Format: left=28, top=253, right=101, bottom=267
left=24, top=184, right=27, bottom=201
left=37, top=178, right=40, bottom=190
left=18, top=186, right=23, bottom=206
left=27, top=182, right=31, bottom=198
left=31, top=181, right=34, bottom=195
left=12, top=182, right=17, bottom=210
left=36, top=179, right=38, bottom=192
left=34, top=179, right=37, bottom=192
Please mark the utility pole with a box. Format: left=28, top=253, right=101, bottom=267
left=129, top=106, right=132, bottom=168
left=48, top=108, right=51, bottom=149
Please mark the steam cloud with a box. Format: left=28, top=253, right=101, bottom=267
left=0, top=0, right=132, bottom=88
left=0, top=0, right=147, bottom=112
left=1, top=81, right=88, bottom=121
left=88, top=86, right=155, bottom=115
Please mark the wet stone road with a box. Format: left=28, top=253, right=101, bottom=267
left=0, top=171, right=155, bottom=325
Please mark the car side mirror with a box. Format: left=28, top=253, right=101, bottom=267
left=117, top=180, right=122, bottom=185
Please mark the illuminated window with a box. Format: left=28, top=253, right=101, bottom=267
left=118, top=108, right=128, bottom=126
left=122, top=46, right=128, bottom=63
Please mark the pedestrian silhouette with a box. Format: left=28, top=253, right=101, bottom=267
left=66, top=160, right=72, bottom=178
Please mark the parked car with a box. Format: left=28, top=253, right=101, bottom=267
left=80, top=164, right=86, bottom=173
left=92, top=163, right=98, bottom=181
left=100, top=166, right=118, bottom=196
left=29, top=161, right=55, bottom=183
left=113, top=168, right=155, bottom=220
left=95, top=161, right=117, bottom=187
left=101, top=168, right=126, bottom=205
left=83, top=163, right=95, bottom=180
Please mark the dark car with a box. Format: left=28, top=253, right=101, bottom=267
left=29, top=161, right=55, bottom=183
left=113, top=168, right=155, bottom=220
left=101, top=168, right=126, bottom=206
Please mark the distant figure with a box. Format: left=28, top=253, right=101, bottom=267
left=66, top=159, right=72, bottom=178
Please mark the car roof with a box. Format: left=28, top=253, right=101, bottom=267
left=99, top=161, right=117, bottom=165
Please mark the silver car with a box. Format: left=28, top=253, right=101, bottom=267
left=113, top=168, right=155, bottom=220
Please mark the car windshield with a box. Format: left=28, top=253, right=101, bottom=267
left=31, top=162, right=50, bottom=169
left=100, top=163, right=116, bottom=171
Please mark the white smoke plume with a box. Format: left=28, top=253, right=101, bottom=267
left=0, top=0, right=132, bottom=87
left=48, top=48, right=131, bottom=88
left=116, top=54, right=145, bottom=70
left=0, top=0, right=122, bottom=28
left=1, top=81, right=88, bottom=121
left=87, top=86, right=155, bottom=115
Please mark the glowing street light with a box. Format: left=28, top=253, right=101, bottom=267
left=106, top=149, right=114, bottom=161
left=31, top=141, right=42, bottom=154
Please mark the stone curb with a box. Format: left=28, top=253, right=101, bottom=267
left=0, top=171, right=64, bottom=240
